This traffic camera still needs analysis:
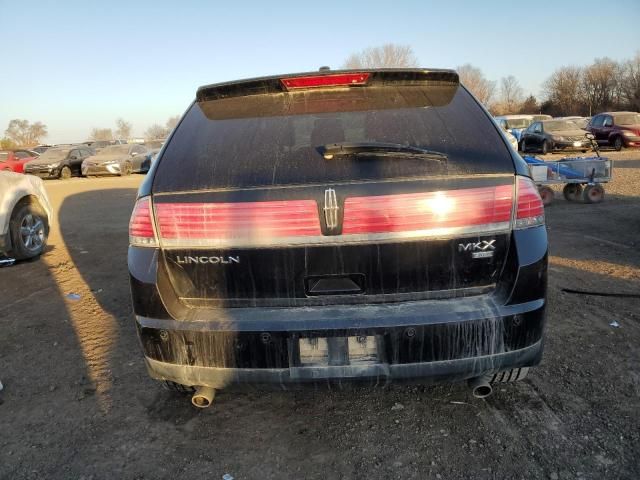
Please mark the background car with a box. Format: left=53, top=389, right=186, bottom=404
left=521, top=119, right=592, bottom=154
left=558, top=116, right=590, bottom=129
left=0, top=150, right=40, bottom=173
left=494, top=115, right=534, bottom=144
left=81, top=144, right=148, bottom=176
left=498, top=126, right=518, bottom=150
left=139, top=148, right=161, bottom=173
left=24, top=145, right=94, bottom=179
left=31, top=145, right=52, bottom=154
left=0, top=171, right=52, bottom=260
left=587, top=111, right=640, bottom=150
left=82, top=140, right=112, bottom=151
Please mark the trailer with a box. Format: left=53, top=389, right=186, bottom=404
left=522, top=137, right=612, bottom=205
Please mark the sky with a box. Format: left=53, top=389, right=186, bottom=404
left=1, top=0, right=639, bottom=144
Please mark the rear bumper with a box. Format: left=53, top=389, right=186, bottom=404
left=136, top=296, right=546, bottom=388
left=144, top=339, right=543, bottom=389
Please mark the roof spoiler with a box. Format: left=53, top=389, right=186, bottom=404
left=196, top=69, right=459, bottom=103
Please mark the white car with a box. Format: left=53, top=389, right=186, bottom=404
left=0, top=171, right=53, bottom=261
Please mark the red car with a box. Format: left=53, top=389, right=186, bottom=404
left=587, top=111, right=640, bottom=150
left=0, top=150, right=39, bottom=173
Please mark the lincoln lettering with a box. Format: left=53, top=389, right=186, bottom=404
left=175, top=256, right=240, bottom=265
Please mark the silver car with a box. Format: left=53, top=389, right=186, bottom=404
left=81, top=144, right=148, bottom=176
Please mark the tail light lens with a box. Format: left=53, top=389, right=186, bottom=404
left=154, top=200, right=321, bottom=248
left=514, top=176, right=545, bottom=230
left=342, top=185, right=514, bottom=236
left=129, top=197, right=157, bottom=247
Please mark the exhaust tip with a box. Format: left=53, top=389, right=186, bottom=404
left=472, top=383, right=493, bottom=399
left=468, top=375, right=493, bottom=399
left=191, top=386, right=216, bottom=408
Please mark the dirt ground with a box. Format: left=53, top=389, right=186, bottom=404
left=1, top=150, right=639, bottom=480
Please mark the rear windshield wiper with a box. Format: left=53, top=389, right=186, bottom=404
left=318, top=142, right=448, bottom=162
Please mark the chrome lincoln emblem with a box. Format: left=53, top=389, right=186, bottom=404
left=324, top=188, right=339, bottom=230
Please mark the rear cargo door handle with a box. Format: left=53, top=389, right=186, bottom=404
left=305, top=274, right=365, bottom=296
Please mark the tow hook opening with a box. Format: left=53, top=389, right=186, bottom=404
left=191, top=386, right=216, bottom=408
left=468, top=375, right=493, bottom=399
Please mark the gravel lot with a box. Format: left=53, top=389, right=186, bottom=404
left=1, top=151, right=639, bottom=480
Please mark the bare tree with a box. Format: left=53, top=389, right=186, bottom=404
left=166, top=115, right=180, bottom=132
left=543, top=66, right=583, bottom=115
left=343, top=44, right=418, bottom=69
left=581, top=58, right=619, bottom=115
left=620, top=52, right=640, bottom=111
left=457, top=64, right=496, bottom=106
left=144, top=124, right=167, bottom=140
left=115, top=118, right=132, bottom=140
left=5, top=119, right=48, bottom=146
left=498, top=76, right=524, bottom=114
left=89, top=128, right=114, bottom=141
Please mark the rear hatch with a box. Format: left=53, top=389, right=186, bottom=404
left=147, top=70, right=520, bottom=309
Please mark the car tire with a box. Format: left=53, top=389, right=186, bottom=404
left=538, top=186, right=554, bottom=206
left=613, top=136, right=623, bottom=151
left=541, top=141, right=549, bottom=155
left=162, top=381, right=194, bottom=394
left=562, top=183, right=583, bottom=202
left=9, top=199, right=49, bottom=260
left=59, top=166, right=71, bottom=180
left=583, top=183, right=605, bottom=204
left=491, top=367, right=529, bottom=383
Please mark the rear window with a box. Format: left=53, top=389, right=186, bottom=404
left=153, top=86, right=514, bottom=192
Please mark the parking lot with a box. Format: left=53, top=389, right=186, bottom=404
left=1, top=152, right=639, bottom=480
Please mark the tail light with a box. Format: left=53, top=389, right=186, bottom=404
left=514, top=176, right=545, bottom=230
left=154, top=200, right=321, bottom=248
left=129, top=197, right=157, bottom=247
left=134, top=177, right=543, bottom=249
left=342, top=185, right=514, bottom=236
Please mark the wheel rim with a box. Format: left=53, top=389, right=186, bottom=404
left=565, top=184, right=582, bottom=200
left=61, top=167, right=70, bottom=179
left=20, top=213, right=45, bottom=252
left=615, top=138, right=622, bottom=150
left=589, top=187, right=603, bottom=201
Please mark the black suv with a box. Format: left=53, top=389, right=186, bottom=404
left=129, top=69, right=548, bottom=407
